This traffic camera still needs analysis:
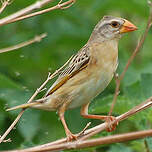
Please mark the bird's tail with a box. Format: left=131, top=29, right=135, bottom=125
left=6, top=101, right=42, bottom=111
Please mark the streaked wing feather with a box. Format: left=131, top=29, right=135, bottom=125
left=45, top=45, right=90, bottom=97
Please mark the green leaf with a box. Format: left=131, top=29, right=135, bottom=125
left=108, top=143, right=133, bottom=152
left=141, top=73, right=152, bottom=99
left=0, top=88, right=40, bottom=141
left=123, top=81, right=144, bottom=101
left=0, top=112, right=6, bottom=130
left=0, top=89, right=32, bottom=114
left=19, top=141, right=35, bottom=149
left=18, top=109, right=40, bottom=141
left=0, top=73, right=21, bottom=89
left=90, top=95, right=132, bottom=115
left=130, top=140, right=145, bottom=152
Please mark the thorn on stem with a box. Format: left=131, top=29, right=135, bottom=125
left=36, top=88, right=40, bottom=92
left=115, top=73, right=119, bottom=79
left=0, top=135, right=11, bottom=143
left=7, top=0, right=13, bottom=5
left=39, top=87, right=47, bottom=93
left=116, top=91, right=120, bottom=96
left=48, top=72, right=52, bottom=79
left=78, top=122, right=91, bottom=137
left=58, top=0, right=62, bottom=4
left=34, top=33, right=47, bottom=42
left=58, top=0, right=75, bottom=10
left=114, top=73, right=119, bottom=83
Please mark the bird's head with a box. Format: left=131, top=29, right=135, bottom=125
left=90, top=16, right=137, bottom=42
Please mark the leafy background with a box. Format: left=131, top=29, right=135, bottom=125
left=0, top=0, right=152, bottom=151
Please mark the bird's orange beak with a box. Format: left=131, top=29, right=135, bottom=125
left=120, top=19, right=137, bottom=33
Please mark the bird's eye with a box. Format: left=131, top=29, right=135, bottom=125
left=110, top=21, right=120, bottom=28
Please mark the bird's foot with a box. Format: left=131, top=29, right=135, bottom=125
left=66, top=131, right=77, bottom=142
left=66, top=122, right=91, bottom=141
left=105, top=116, right=118, bottom=132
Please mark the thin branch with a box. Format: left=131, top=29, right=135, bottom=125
left=5, top=0, right=76, bottom=25
left=0, top=54, right=74, bottom=144
left=0, top=0, right=75, bottom=26
left=0, top=0, right=53, bottom=25
left=0, top=33, right=47, bottom=53
left=6, top=96, right=152, bottom=152
left=0, top=111, right=24, bottom=144
left=0, top=135, right=11, bottom=143
left=108, top=0, right=152, bottom=116
left=16, top=130, right=152, bottom=152
left=0, top=0, right=12, bottom=14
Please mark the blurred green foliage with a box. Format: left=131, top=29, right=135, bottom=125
left=0, top=0, right=152, bottom=151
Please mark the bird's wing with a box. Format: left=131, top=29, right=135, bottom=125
left=7, top=46, right=90, bottom=112
left=45, top=45, right=90, bottom=97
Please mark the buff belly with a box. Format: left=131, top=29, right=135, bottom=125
left=34, top=68, right=114, bottom=111
left=68, top=71, right=113, bottom=109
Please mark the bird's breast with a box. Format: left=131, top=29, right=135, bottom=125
left=88, top=40, right=118, bottom=79
left=68, top=40, right=118, bottom=109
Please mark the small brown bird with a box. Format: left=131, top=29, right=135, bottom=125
left=7, top=16, right=137, bottom=141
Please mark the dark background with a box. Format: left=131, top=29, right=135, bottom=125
left=0, top=0, right=152, bottom=151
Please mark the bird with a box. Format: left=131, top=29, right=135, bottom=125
left=7, top=16, right=137, bottom=141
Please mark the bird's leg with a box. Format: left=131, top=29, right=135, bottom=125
left=58, top=104, right=77, bottom=141
left=81, top=102, right=118, bottom=132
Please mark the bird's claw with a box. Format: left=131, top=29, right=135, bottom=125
left=66, top=122, right=91, bottom=141
left=105, top=116, right=118, bottom=132
left=66, top=132, right=77, bottom=142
